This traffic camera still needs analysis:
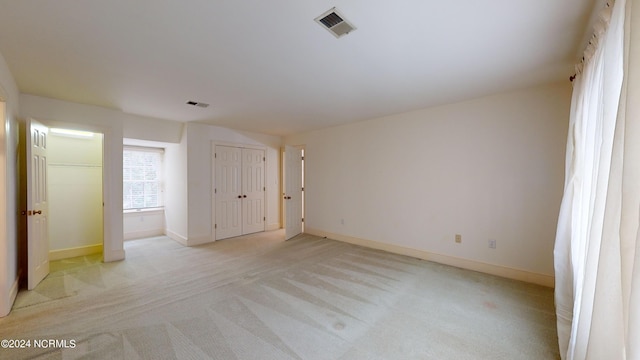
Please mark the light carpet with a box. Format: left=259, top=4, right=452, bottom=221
left=0, top=231, right=559, bottom=359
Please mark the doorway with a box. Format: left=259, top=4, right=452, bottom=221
left=47, top=128, right=104, bottom=260
left=21, top=121, right=105, bottom=289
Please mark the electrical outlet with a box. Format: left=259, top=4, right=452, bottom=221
left=489, top=239, right=497, bottom=249
left=455, top=234, right=462, bottom=243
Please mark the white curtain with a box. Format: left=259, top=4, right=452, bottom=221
left=554, top=0, right=640, bottom=358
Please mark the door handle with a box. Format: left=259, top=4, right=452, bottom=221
left=243, top=195, right=247, bottom=198
left=33, top=210, right=42, bottom=215
left=237, top=195, right=242, bottom=199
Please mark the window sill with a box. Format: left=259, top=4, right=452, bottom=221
left=123, top=208, right=164, bottom=216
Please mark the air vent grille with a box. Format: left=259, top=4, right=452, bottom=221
left=315, top=8, right=356, bottom=38
left=318, top=13, right=344, bottom=28
left=186, top=101, right=209, bottom=108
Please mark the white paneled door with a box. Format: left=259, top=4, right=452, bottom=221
left=284, top=145, right=302, bottom=240
left=242, top=148, right=265, bottom=234
left=215, top=145, right=265, bottom=240
left=27, top=119, right=50, bottom=290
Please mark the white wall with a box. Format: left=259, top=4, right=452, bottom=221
left=285, top=83, right=571, bottom=283
left=123, top=114, right=183, bottom=143
left=163, top=130, right=188, bottom=243
left=185, top=123, right=281, bottom=245
left=47, top=133, right=103, bottom=252
left=0, top=50, right=20, bottom=316
left=123, top=210, right=165, bottom=240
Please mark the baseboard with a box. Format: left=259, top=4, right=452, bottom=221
left=305, top=228, right=555, bottom=288
left=267, top=223, right=280, bottom=231
left=124, top=229, right=164, bottom=241
left=0, top=276, right=20, bottom=317
left=49, top=244, right=103, bottom=261
left=166, top=230, right=188, bottom=246
left=186, top=235, right=214, bottom=247
left=104, top=249, right=125, bottom=262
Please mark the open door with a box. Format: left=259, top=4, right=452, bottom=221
left=284, top=145, right=302, bottom=240
left=27, top=119, right=50, bottom=289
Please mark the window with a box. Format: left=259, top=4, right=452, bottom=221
left=123, top=146, right=163, bottom=210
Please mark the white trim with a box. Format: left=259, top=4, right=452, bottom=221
left=104, top=249, right=125, bottom=262
left=267, top=222, right=280, bottom=231
left=49, top=244, right=103, bottom=261
left=123, top=207, right=164, bottom=215
left=305, top=227, right=555, bottom=288
left=0, top=99, right=9, bottom=317
left=123, top=144, right=165, bottom=153
left=124, top=229, right=165, bottom=241
left=186, top=235, right=213, bottom=247
left=166, top=229, right=188, bottom=246
left=1, top=276, right=19, bottom=317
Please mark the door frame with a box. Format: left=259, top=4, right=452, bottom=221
left=23, top=119, right=109, bottom=267
left=211, top=141, right=267, bottom=242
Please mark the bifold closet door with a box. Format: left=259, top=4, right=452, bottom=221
left=242, top=148, right=265, bottom=234
left=215, top=145, right=265, bottom=240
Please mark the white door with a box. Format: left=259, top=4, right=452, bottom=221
left=27, top=119, right=50, bottom=289
left=242, top=149, right=265, bottom=234
left=215, top=146, right=243, bottom=240
left=284, top=145, right=303, bottom=240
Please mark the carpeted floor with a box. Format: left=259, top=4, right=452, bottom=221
left=0, top=230, right=560, bottom=359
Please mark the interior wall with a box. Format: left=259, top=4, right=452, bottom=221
left=185, top=122, right=282, bottom=245
left=163, top=130, right=188, bottom=243
left=285, top=82, right=571, bottom=279
left=0, top=50, right=20, bottom=317
left=47, top=132, right=103, bottom=252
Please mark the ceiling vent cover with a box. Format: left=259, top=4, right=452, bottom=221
left=186, top=101, right=209, bottom=108
left=315, top=7, right=356, bottom=38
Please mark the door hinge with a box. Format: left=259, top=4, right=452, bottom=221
left=214, top=188, right=217, bottom=194
left=301, top=156, right=304, bottom=161
left=302, top=218, right=304, bottom=223
left=263, top=186, right=266, bottom=191
left=301, top=187, right=304, bottom=192
left=263, top=157, right=266, bottom=161
left=215, top=153, right=217, bottom=158
left=215, top=224, right=217, bottom=229
left=263, top=217, right=266, bottom=221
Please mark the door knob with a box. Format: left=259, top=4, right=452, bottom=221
left=243, top=195, right=247, bottom=198
left=237, top=195, right=242, bottom=199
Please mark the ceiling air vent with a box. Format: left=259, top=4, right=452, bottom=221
left=315, top=7, right=356, bottom=38
left=186, top=101, right=209, bottom=108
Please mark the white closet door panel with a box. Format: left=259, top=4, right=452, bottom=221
left=215, top=146, right=242, bottom=240
left=242, top=148, right=265, bottom=234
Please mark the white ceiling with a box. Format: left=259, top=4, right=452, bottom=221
left=0, top=0, right=597, bottom=136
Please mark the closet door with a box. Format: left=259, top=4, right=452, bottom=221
left=215, top=146, right=243, bottom=239
left=214, top=145, right=266, bottom=240
left=242, top=149, right=265, bottom=235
